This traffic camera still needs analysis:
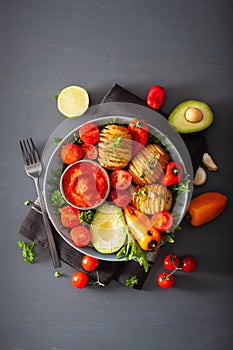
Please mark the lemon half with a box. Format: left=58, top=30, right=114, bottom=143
left=57, top=85, right=89, bottom=118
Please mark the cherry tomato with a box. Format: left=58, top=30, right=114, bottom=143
left=80, top=143, right=98, bottom=160
left=151, top=211, right=173, bottom=232
left=70, top=225, right=91, bottom=247
left=110, top=170, right=132, bottom=190
left=110, top=189, right=131, bottom=208
left=72, top=271, right=89, bottom=289
left=82, top=255, right=99, bottom=271
left=128, top=119, right=149, bottom=155
left=79, top=122, right=100, bottom=144
left=61, top=144, right=83, bottom=164
left=157, top=272, right=175, bottom=289
left=60, top=205, right=80, bottom=228
left=146, top=85, right=166, bottom=110
left=163, top=254, right=180, bottom=271
left=181, top=256, right=197, bottom=272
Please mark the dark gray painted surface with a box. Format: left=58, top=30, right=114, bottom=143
left=0, top=1, right=232, bottom=349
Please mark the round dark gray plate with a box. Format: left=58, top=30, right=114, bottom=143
left=42, top=102, right=193, bottom=261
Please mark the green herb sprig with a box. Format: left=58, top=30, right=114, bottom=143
left=50, top=190, right=65, bottom=207
left=79, top=210, right=95, bottom=225
left=126, top=275, right=139, bottom=288
left=17, top=241, right=35, bottom=264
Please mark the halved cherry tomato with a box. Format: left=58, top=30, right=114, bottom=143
left=70, top=225, right=91, bottom=247
left=157, top=272, right=174, bottom=289
left=79, top=122, right=100, bottom=144
left=82, top=255, right=99, bottom=271
left=72, top=271, right=89, bottom=289
left=128, top=119, right=148, bottom=155
left=80, top=143, right=98, bottom=160
left=163, top=254, right=180, bottom=271
left=110, top=170, right=132, bottom=190
left=60, top=205, right=80, bottom=228
left=180, top=256, right=196, bottom=272
left=110, top=189, right=131, bottom=208
left=61, top=143, right=83, bottom=164
left=151, top=210, right=173, bottom=232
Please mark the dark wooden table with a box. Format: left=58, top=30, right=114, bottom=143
left=1, top=1, right=232, bottom=349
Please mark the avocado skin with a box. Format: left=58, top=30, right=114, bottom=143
left=168, top=100, right=214, bottom=133
left=90, top=204, right=127, bottom=254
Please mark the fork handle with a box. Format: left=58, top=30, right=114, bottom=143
left=34, top=177, right=61, bottom=269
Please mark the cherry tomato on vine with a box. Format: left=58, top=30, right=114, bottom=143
left=80, top=143, right=98, bottom=160
left=82, top=255, right=99, bottom=272
left=163, top=254, right=180, bottom=271
left=79, top=122, right=100, bottom=144
left=157, top=272, right=175, bottom=289
left=151, top=210, right=173, bottom=232
left=181, top=256, right=197, bottom=272
left=61, top=143, right=83, bottom=164
left=72, top=271, right=89, bottom=289
left=110, top=170, right=132, bottom=191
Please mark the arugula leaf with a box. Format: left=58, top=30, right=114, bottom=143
left=46, top=169, right=62, bottom=191
left=117, top=234, right=149, bottom=273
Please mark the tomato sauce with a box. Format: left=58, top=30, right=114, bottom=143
left=61, top=161, right=109, bottom=209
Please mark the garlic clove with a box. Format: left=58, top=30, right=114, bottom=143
left=202, top=152, right=218, bottom=171
left=193, top=166, right=207, bottom=186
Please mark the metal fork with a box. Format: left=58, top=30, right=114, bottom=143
left=19, top=137, right=61, bottom=269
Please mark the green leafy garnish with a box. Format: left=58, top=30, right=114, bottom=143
left=117, top=234, right=149, bottom=273
left=24, top=200, right=33, bottom=206
left=50, top=190, right=65, bottom=207
left=47, top=169, right=62, bottom=191
left=161, top=225, right=182, bottom=244
left=126, top=275, right=139, bottom=288
left=112, top=135, right=122, bottom=148
left=54, top=271, right=62, bottom=278
left=133, top=185, right=148, bottom=200
left=79, top=210, right=95, bottom=224
left=53, top=138, right=62, bottom=146
left=17, top=241, right=35, bottom=264
left=171, top=174, right=191, bottom=196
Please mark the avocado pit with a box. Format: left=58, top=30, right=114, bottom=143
left=185, top=107, right=203, bottom=123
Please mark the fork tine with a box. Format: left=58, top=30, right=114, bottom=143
left=29, top=137, right=41, bottom=163
left=20, top=138, right=40, bottom=165
left=20, top=139, right=30, bottom=165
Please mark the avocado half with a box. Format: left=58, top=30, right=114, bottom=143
left=90, top=203, right=128, bottom=254
left=168, top=100, right=214, bottom=133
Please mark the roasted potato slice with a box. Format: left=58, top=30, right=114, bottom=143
left=128, top=144, right=169, bottom=185
left=131, top=183, right=172, bottom=215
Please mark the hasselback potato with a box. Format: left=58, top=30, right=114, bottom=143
left=128, top=144, right=169, bottom=185
left=98, top=125, right=133, bottom=170
left=131, top=183, right=173, bottom=215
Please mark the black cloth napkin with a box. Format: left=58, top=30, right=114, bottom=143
left=18, top=83, right=207, bottom=289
